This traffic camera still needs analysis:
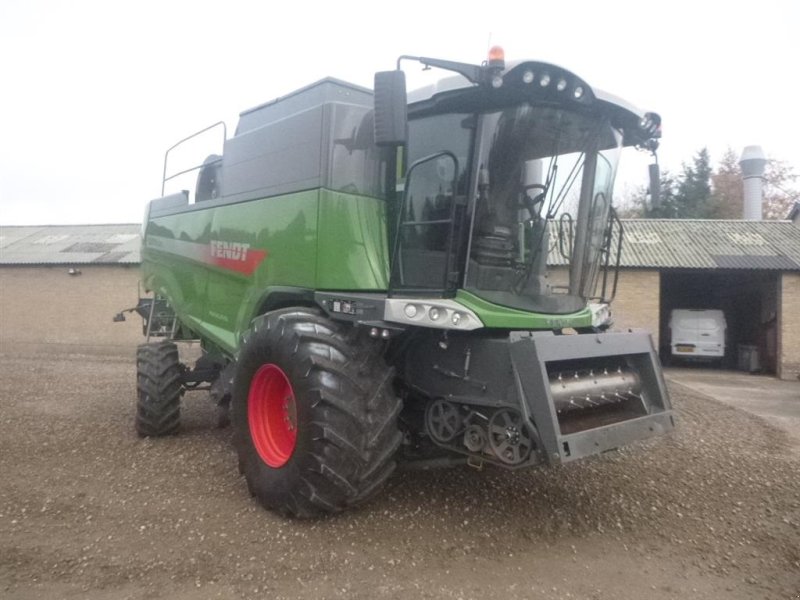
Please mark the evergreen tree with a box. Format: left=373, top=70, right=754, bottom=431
left=674, top=148, right=713, bottom=218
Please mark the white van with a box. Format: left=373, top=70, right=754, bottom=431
left=669, top=309, right=727, bottom=361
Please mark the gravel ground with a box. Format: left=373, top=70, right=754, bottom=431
left=0, top=351, right=798, bottom=600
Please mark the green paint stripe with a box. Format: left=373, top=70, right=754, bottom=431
left=455, top=290, right=593, bottom=330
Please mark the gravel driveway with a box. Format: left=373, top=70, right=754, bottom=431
left=1, top=352, right=798, bottom=599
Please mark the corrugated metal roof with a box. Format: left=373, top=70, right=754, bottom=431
left=0, top=224, right=141, bottom=265
left=547, top=219, right=800, bottom=270
left=616, top=220, right=800, bottom=270
left=712, top=254, right=799, bottom=270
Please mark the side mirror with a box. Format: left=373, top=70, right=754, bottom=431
left=374, top=70, right=407, bottom=147
left=648, top=162, right=661, bottom=209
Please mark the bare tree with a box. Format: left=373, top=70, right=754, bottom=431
left=763, top=158, right=798, bottom=220
left=709, top=149, right=742, bottom=219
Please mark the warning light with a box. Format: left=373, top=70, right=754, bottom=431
left=487, top=45, right=505, bottom=70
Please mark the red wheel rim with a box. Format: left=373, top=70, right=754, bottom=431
left=248, top=364, right=297, bottom=468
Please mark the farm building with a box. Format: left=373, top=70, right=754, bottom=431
left=2, top=220, right=800, bottom=378
left=0, top=224, right=143, bottom=355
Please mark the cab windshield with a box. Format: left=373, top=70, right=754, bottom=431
left=467, top=105, right=621, bottom=314
left=392, top=103, right=622, bottom=315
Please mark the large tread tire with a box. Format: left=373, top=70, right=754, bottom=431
left=136, top=341, right=182, bottom=437
left=232, top=308, right=402, bottom=518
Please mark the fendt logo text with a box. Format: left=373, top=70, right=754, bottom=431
left=210, top=240, right=250, bottom=262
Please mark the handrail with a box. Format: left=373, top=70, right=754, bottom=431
left=161, top=121, right=227, bottom=196
left=597, top=205, right=623, bottom=304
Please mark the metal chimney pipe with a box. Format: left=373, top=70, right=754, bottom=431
left=739, top=145, right=767, bottom=220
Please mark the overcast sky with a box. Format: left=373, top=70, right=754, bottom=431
left=1, top=0, right=798, bottom=225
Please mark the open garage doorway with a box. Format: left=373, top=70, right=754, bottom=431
left=659, top=270, right=779, bottom=374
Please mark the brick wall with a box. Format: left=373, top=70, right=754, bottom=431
left=3, top=264, right=792, bottom=378
left=608, top=269, right=661, bottom=347
left=0, top=265, right=144, bottom=357
left=548, top=267, right=660, bottom=345
left=780, top=272, right=800, bottom=379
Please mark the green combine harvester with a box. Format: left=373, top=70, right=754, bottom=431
left=127, top=48, right=673, bottom=517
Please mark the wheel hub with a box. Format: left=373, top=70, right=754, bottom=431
left=487, top=409, right=535, bottom=466
left=425, top=399, right=463, bottom=443
left=248, top=364, right=298, bottom=468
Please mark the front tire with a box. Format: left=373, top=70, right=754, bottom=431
left=232, top=308, right=402, bottom=518
left=136, top=341, right=182, bottom=437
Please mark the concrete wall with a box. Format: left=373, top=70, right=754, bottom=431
left=0, top=265, right=144, bottom=357
left=779, top=272, right=800, bottom=379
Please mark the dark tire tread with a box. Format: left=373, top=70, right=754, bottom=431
left=136, top=341, right=182, bottom=437
left=232, top=308, right=402, bottom=518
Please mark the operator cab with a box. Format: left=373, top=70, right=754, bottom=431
left=378, top=51, right=661, bottom=317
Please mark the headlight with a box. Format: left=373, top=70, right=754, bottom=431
left=384, top=299, right=483, bottom=331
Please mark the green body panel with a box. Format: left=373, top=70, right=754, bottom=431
left=316, top=190, right=390, bottom=290
left=455, top=290, right=593, bottom=330
left=143, top=190, right=319, bottom=354
left=206, top=191, right=319, bottom=352
left=142, top=189, right=391, bottom=356
left=141, top=210, right=213, bottom=330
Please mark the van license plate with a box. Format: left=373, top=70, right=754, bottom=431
left=676, top=345, right=694, bottom=353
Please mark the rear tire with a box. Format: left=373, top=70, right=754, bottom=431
left=231, top=308, right=402, bottom=518
left=136, top=342, right=182, bottom=437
